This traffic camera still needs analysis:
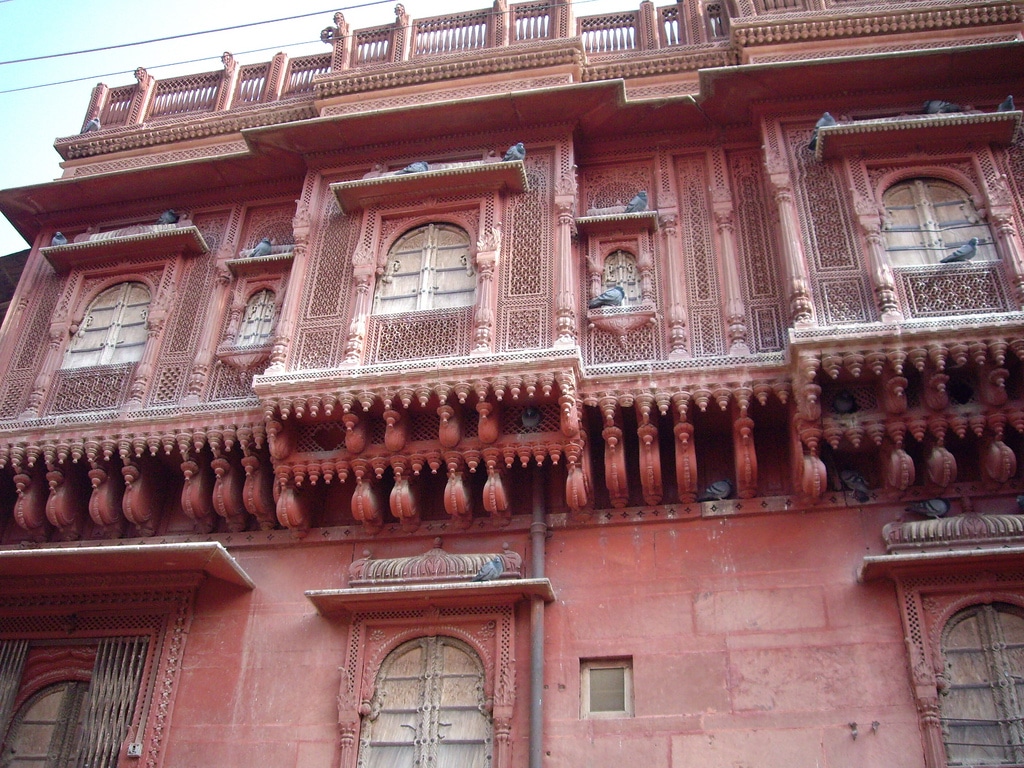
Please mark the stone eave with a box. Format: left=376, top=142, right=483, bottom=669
left=54, top=101, right=318, bottom=161
left=816, top=110, right=1021, bottom=160
left=581, top=43, right=734, bottom=82
left=576, top=210, right=658, bottom=234
left=696, top=40, right=1024, bottom=126
left=314, top=37, right=586, bottom=99
left=252, top=349, right=585, bottom=406
left=788, top=313, right=1024, bottom=351
left=305, top=578, right=555, bottom=616
left=0, top=541, right=254, bottom=588
left=730, top=0, right=1022, bottom=49
left=331, top=161, right=528, bottom=213
left=860, top=544, right=1024, bottom=582
left=41, top=225, right=208, bottom=273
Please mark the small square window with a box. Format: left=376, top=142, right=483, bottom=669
left=580, top=658, right=633, bottom=718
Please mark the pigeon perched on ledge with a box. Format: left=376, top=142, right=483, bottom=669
left=503, top=142, right=526, bottom=162
left=906, top=498, right=951, bottom=519
left=396, top=161, right=429, bottom=175
left=157, top=209, right=180, bottom=225
left=808, top=111, right=836, bottom=151
left=923, top=99, right=962, bottom=114
left=624, top=191, right=648, bottom=213
left=249, top=237, right=273, bottom=259
left=832, top=389, right=858, bottom=415
left=998, top=95, right=1016, bottom=112
left=697, top=479, right=734, bottom=502
left=472, top=556, right=504, bottom=582
left=940, top=237, right=979, bottom=264
left=82, top=117, right=101, bottom=133
left=50, top=232, right=67, bottom=247
left=588, top=285, right=625, bottom=309
left=839, top=469, right=870, bottom=503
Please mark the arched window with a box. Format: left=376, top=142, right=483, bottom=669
left=236, top=289, right=276, bottom=347
left=882, top=178, right=996, bottom=266
left=359, top=636, right=491, bottom=768
left=603, top=250, right=642, bottom=304
left=2, top=681, right=90, bottom=767
left=940, top=603, right=1024, bottom=766
left=374, top=224, right=475, bottom=314
left=63, top=282, right=150, bottom=369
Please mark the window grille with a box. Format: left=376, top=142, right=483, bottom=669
left=373, top=224, right=475, bottom=314
left=63, top=282, right=151, bottom=369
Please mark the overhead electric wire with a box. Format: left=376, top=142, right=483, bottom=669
left=0, top=0, right=609, bottom=96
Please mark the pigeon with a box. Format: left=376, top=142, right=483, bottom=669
left=906, top=498, right=951, bottom=519
left=395, top=161, right=429, bottom=175
left=157, top=209, right=180, bottom=225
left=503, top=142, right=526, bottom=162
left=588, top=285, right=625, bottom=309
left=1017, top=494, right=1024, bottom=512
left=624, top=191, right=648, bottom=213
left=940, top=237, right=979, bottom=263
left=697, top=479, right=734, bottom=502
left=808, top=112, right=836, bottom=151
left=923, top=100, right=962, bottom=114
left=832, top=390, right=858, bottom=415
left=521, top=406, right=542, bottom=429
left=472, top=555, right=504, bottom=582
left=839, top=469, right=870, bottom=503
left=249, top=237, right=273, bottom=258
left=82, top=117, right=101, bottom=133
left=50, top=232, right=67, bottom=247
left=998, top=95, right=1016, bottom=112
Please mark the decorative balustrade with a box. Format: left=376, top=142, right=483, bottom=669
left=79, top=1, right=729, bottom=131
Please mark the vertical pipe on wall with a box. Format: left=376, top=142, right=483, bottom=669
left=529, top=465, right=546, bottom=768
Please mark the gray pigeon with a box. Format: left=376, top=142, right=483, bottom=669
left=157, top=209, right=180, bottom=225
left=697, top=479, right=734, bottom=502
left=588, top=285, right=625, bottom=309
left=50, top=232, right=67, bottom=247
left=503, top=142, right=526, bottom=162
left=82, top=117, right=101, bottom=133
left=396, top=161, right=429, bottom=175
left=624, top=191, right=648, bottom=213
left=808, top=112, right=836, bottom=151
left=249, top=237, right=273, bottom=259
left=923, top=100, right=962, bottom=114
left=998, top=95, right=1016, bottom=112
left=940, top=237, right=979, bottom=263
left=839, top=469, right=870, bottom=503
left=472, top=555, right=504, bottom=582
left=832, top=390, right=857, bottom=415
left=1017, top=494, right=1024, bottom=512
left=906, top=498, right=951, bottom=519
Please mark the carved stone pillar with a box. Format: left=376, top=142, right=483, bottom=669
left=23, top=319, right=69, bottom=416
left=989, top=205, right=1024, bottom=309
left=214, top=52, right=239, bottom=111
left=635, top=395, right=662, bottom=505
left=184, top=266, right=233, bottom=404
left=764, top=148, right=814, bottom=326
left=267, top=189, right=314, bottom=373
left=855, top=201, right=903, bottom=322
left=660, top=213, right=690, bottom=358
left=472, top=227, right=500, bottom=354
left=599, top=398, right=629, bottom=507
left=343, top=256, right=375, bottom=366
left=127, top=313, right=165, bottom=407
left=554, top=176, right=578, bottom=347
left=321, top=12, right=351, bottom=71
left=127, top=67, right=155, bottom=125
left=711, top=177, right=751, bottom=354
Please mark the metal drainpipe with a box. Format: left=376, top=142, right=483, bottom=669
left=529, top=465, right=547, bottom=768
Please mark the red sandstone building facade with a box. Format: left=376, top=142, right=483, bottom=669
left=0, top=0, right=1023, bottom=766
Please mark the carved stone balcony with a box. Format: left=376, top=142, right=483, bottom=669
left=40, top=221, right=209, bottom=272
left=225, top=247, right=294, bottom=277
left=815, top=110, right=1021, bottom=161
left=330, top=160, right=529, bottom=213
left=586, top=300, right=657, bottom=343
left=576, top=210, right=658, bottom=235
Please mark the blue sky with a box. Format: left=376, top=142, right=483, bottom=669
left=0, top=0, right=633, bottom=254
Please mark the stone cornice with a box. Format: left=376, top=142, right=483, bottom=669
left=348, top=542, right=523, bottom=586
left=54, top=102, right=318, bottom=160
left=314, top=38, right=586, bottom=99
left=730, top=0, right=1022, bottom=48
left=883, top=512, right=1024, bottom=552
left=581, top=44, right=735, bottom=82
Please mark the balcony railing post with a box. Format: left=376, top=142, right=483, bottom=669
left=321, top=12, right=351, bottom=71
left=393, top=3, right=410, bottom=63
left=639, top=0, right=657, bottom=48
left=553, top=0, right=572, bottom=40
left=128, top=67, right=155, bottom=125
left=265, top=53, right=289, bottom=102
left=214, top=52, right=239, bottom=112
left=492, top=0, right=509, bottom=47
left=83, top=84, right=109, bottom=132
